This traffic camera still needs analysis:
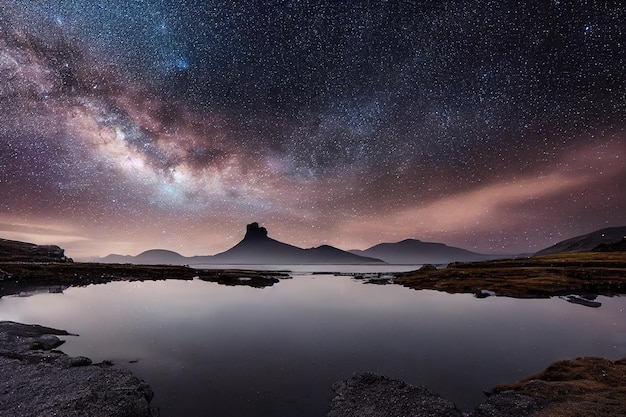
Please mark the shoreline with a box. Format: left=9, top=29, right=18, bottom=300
left=394, top=252, right=626, bottom=298
left=328, top=357, right=626, bottom=416
left=0, top=321, right=158, bottom=417
left=0, top=262, right=289, bottom=297
left=2, top=251, right=626, bottom=299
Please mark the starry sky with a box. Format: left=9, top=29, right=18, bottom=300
left=1, top=1, right=625, bottom=259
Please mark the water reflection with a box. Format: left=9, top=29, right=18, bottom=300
left=0, top=275, right=624, bottom=416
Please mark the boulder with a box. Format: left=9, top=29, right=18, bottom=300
left=328, top=373, right=462, bottom=417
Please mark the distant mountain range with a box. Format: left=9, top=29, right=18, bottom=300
left=7, top=223, right=625, bottom=267
left=534, top=226, right=626, bottom=256
left=209, top=222, right=383, bottom=264
left=97, top=223, right=384, bottom=265
left=91, top=222, right=504, bottom=266
left=350, top=239, right=495, bottom=264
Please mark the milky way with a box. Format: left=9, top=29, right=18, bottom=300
left=1, top=1, right=625, bottom=258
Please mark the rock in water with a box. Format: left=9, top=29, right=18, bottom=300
left=328, top=373, right=462, bottom=417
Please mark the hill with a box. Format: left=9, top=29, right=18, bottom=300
left=593, top=237, right=626, bottom=252
left=350, top=239, right=494, bottom=265
left=96, top=223, right=384, bottom=265
left=210, top=223, right=383, bottom=264
left=535, top=226, right=626, bottom=256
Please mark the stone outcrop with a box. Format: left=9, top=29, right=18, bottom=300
left=0, top=238, right=70, bottom=262
left=0, top=321, right=157, bottom=417
left=328, top=373, right=462, bottom=417
left=245, top=222, right=269, bottom=239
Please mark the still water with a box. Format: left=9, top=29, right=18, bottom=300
left=1, top=271, right=625, bottom=416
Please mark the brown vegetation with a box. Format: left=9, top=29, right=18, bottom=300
left=394, top=252, right=626, bottom=298
left=492, top=357, right=626, bottom=416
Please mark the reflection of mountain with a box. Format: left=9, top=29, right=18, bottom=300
left=535, top=226, right=626, bottom=256
left=99, top=223, right=384, bottom=265
left=350, top=239, right=494, bottom=265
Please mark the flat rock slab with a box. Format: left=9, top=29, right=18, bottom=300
left=328, top=373, right=462, bottom=417
left=0, top=321, right=157, bottom=417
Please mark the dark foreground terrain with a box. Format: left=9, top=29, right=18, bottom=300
left=329, top=357, right=626, bottom=417
left=395, top=252, right=626, bottom=298
left=3, top=321, right=624, bottom=417
left=0, top=321, right=157, bottom=417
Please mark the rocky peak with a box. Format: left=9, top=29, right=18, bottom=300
left=244, top=222, right=269, bottom=240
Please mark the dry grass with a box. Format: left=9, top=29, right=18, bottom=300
left=494, top=357, right=626, bottom=417
left=395, top=252, right=626, bottom=298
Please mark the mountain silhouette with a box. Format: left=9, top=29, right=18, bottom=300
left=96, top=222, right=384, bottom=265
left=350, top=239, right=494, bottom=264
left=535, top=226, right=626, bottom=256
left=210, top=222, right=383, bottom=264
left=100, top=249, right=187, bottom=265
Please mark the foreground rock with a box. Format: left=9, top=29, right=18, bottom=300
left=328, top=373, right=462, bottom=417
left=330, top=357, right=626, bottom=417
left=0, top=321, right=157, bottom=417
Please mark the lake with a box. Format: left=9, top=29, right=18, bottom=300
left=1, top=268, right=625, bottom=416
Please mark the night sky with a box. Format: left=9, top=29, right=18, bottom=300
left=1, top=1, right=624, bottom=258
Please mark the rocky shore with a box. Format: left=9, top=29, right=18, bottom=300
left=394, top=251, right=626, bottom=298
left=329, top=358, right=626, bottom=417
left=0, top=262, right=288, bottom=297
left=5, top=319, right=623, bottom=417
left=0, top=321, right=157, bottom=417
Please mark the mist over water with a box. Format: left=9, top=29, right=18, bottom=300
left=1, top=273, right=624, bottom=416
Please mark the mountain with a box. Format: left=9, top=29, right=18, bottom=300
left=134, top=249, right=188, bottom=265
left=0, top=238, right=70, bottom=263
left=210, top=223, right=383, bottom=264
left=96, top=250, right=198, bottom=265
left=95, top=223, right=384, bottom=265
left=535, top=226, right=626, bottom=256
left=350, top=239, right=494, bottom=265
